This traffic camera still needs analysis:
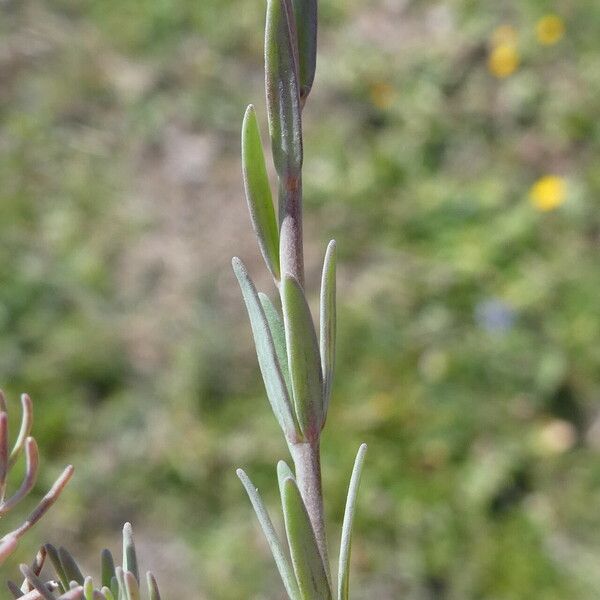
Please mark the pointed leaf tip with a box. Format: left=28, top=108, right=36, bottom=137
left=242, top=105, right=280, bottom=279
left=265, top=0, right=303, bottom=178
left=282, top=275, right=323, bottom=440
left=292, top=0, right=318, bottom=103
left=122, top=522, right=139, bottom=584
left=320, top=239, right=337, bottom=426
left=147, top=571, right=162, bottom=600
left=282, top=476, right=332, bottom=600
left=238, top=469, right=301, bottom=600
left=338, top=443, right=368, bottom=600
left=233, top=260, right=301, bottom=442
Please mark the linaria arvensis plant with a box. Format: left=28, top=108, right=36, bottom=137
left=233, top=1, right=367, bottom=599
left=0, top=391, right=73, bottom=566
left=7, top=522, right=162, bottom=600
left=6, top=1, right=365, bottom=598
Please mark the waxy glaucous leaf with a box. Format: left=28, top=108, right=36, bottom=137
left=233, top=258, right=301, bottom=442
left=291, top=0, right=318, bottom=104
left=259, top=292, right=292, bottom=394
left=281, top=275, right=323, bottom=440
left=14, top=523, right=162, bottom=600
left=319, top=240, right=336, bottom=424
left=338, top=444, right=367, bottom=600
left=237, top=468, right=301, bottom=600
left=281, top=474, right=332, bottom=600
left=242, top=105, right=280, bottom=279
left=101, top=549, right=116, bottom=589
left=122, top=523, right=139, bottom=584
left=265, top=0, right=303, bottom=179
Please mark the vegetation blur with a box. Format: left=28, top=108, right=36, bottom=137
left=2, top=0, right=600, bottom=598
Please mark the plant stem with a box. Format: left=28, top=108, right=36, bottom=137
left=279, top=176, right=305, bottom=287
left=279, top=173, right=329, bottom=574
left=290, top=439, right=330, bottom=582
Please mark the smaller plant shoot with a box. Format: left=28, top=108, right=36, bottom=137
left=8, top=523, right=161, bottom=600
left=0, top=391, right=74, bottom=566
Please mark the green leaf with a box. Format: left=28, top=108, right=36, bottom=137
left=265, top=0, right=303, bottom=179
left=242, top=105, right=280, bottom=280
left=115, top=568, right=126, bottom=599
left=237, top=469, right=302, bottom=600
left=45, top=543, right=70, bottom=592
left=259, top=292, right=292, bottom=394
left=338, top=444, right=368, bottom=600
left=319, top=240, right=336, bottom=424
left=58, top=546, right=85, bottom=585
left=147, top=572, right=162, bottom=600
left=291, top=0, right=317, bottom=103
left=101, top=549, right=115, bottom=590
left=233, top=258, right=301, bottom=442
left=281, top=476, right=331, bottom=600
left=277, top=460, right=295, bottom=490
left=124, top=571, right=141, bottom=600
left=281, top=275, right=323, bottom=440
left=122, top=523, right=139, bottom=584
left=84, top=576, right=94, bottom=600
left=101, top=588, right=115, bottom=600
left=110, top=575, right=119, bottom=599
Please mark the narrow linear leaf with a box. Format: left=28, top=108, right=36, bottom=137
left=83, top=576, right=94, bottom=600
left=45, top=544, right=70, bottom=592
left=281, top=275, right=323, bottom=440
left=58, top=547, right=84, bottom=586
left=259, top=292, right=292, bottom=394
left=0, top=412, right=9, bottom=499
left=237, top=469, right=301, bottom=600
left=146, top=572, right=161, bottom=600
left=9, top=393, right=33, bottom=469
left=319, top=240, right=336, bottom=424
left=242, top=105, right=280, bottom=279
left=110, top=575, right=119, bottom=599
left=233, top=258, right=300, bottom=442
left=115, top=568, right=126, bottom=600
left=122, top=523, right=139, bottom=584
left=101, top=588, right=115, bottom=600
left=338, top=444, right=368, bottom=600
left=291, top=0, right=317, bottom=103
left=101, top=549, right=115, bottom=590
left=124, top=571, right=140, bottom=600
left=265, top=0, right=303, bottom=178
left=7, top=580, right=23, bottom=598
left=277, top=460, right=295, bottom=491
left=281, top=477, right=331, bottom=600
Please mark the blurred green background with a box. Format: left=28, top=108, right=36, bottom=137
left=2, top=0, right=600, bottom=598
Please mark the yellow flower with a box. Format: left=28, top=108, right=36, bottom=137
left=529, top=175, right=566, bottom=211
left=491, top=24, right=518, bottom=46
left=536, top=14, right=565, bottom=45
left=369, top=82, right=395, bottom=110
left=488, top=43, right=520, bottom=78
